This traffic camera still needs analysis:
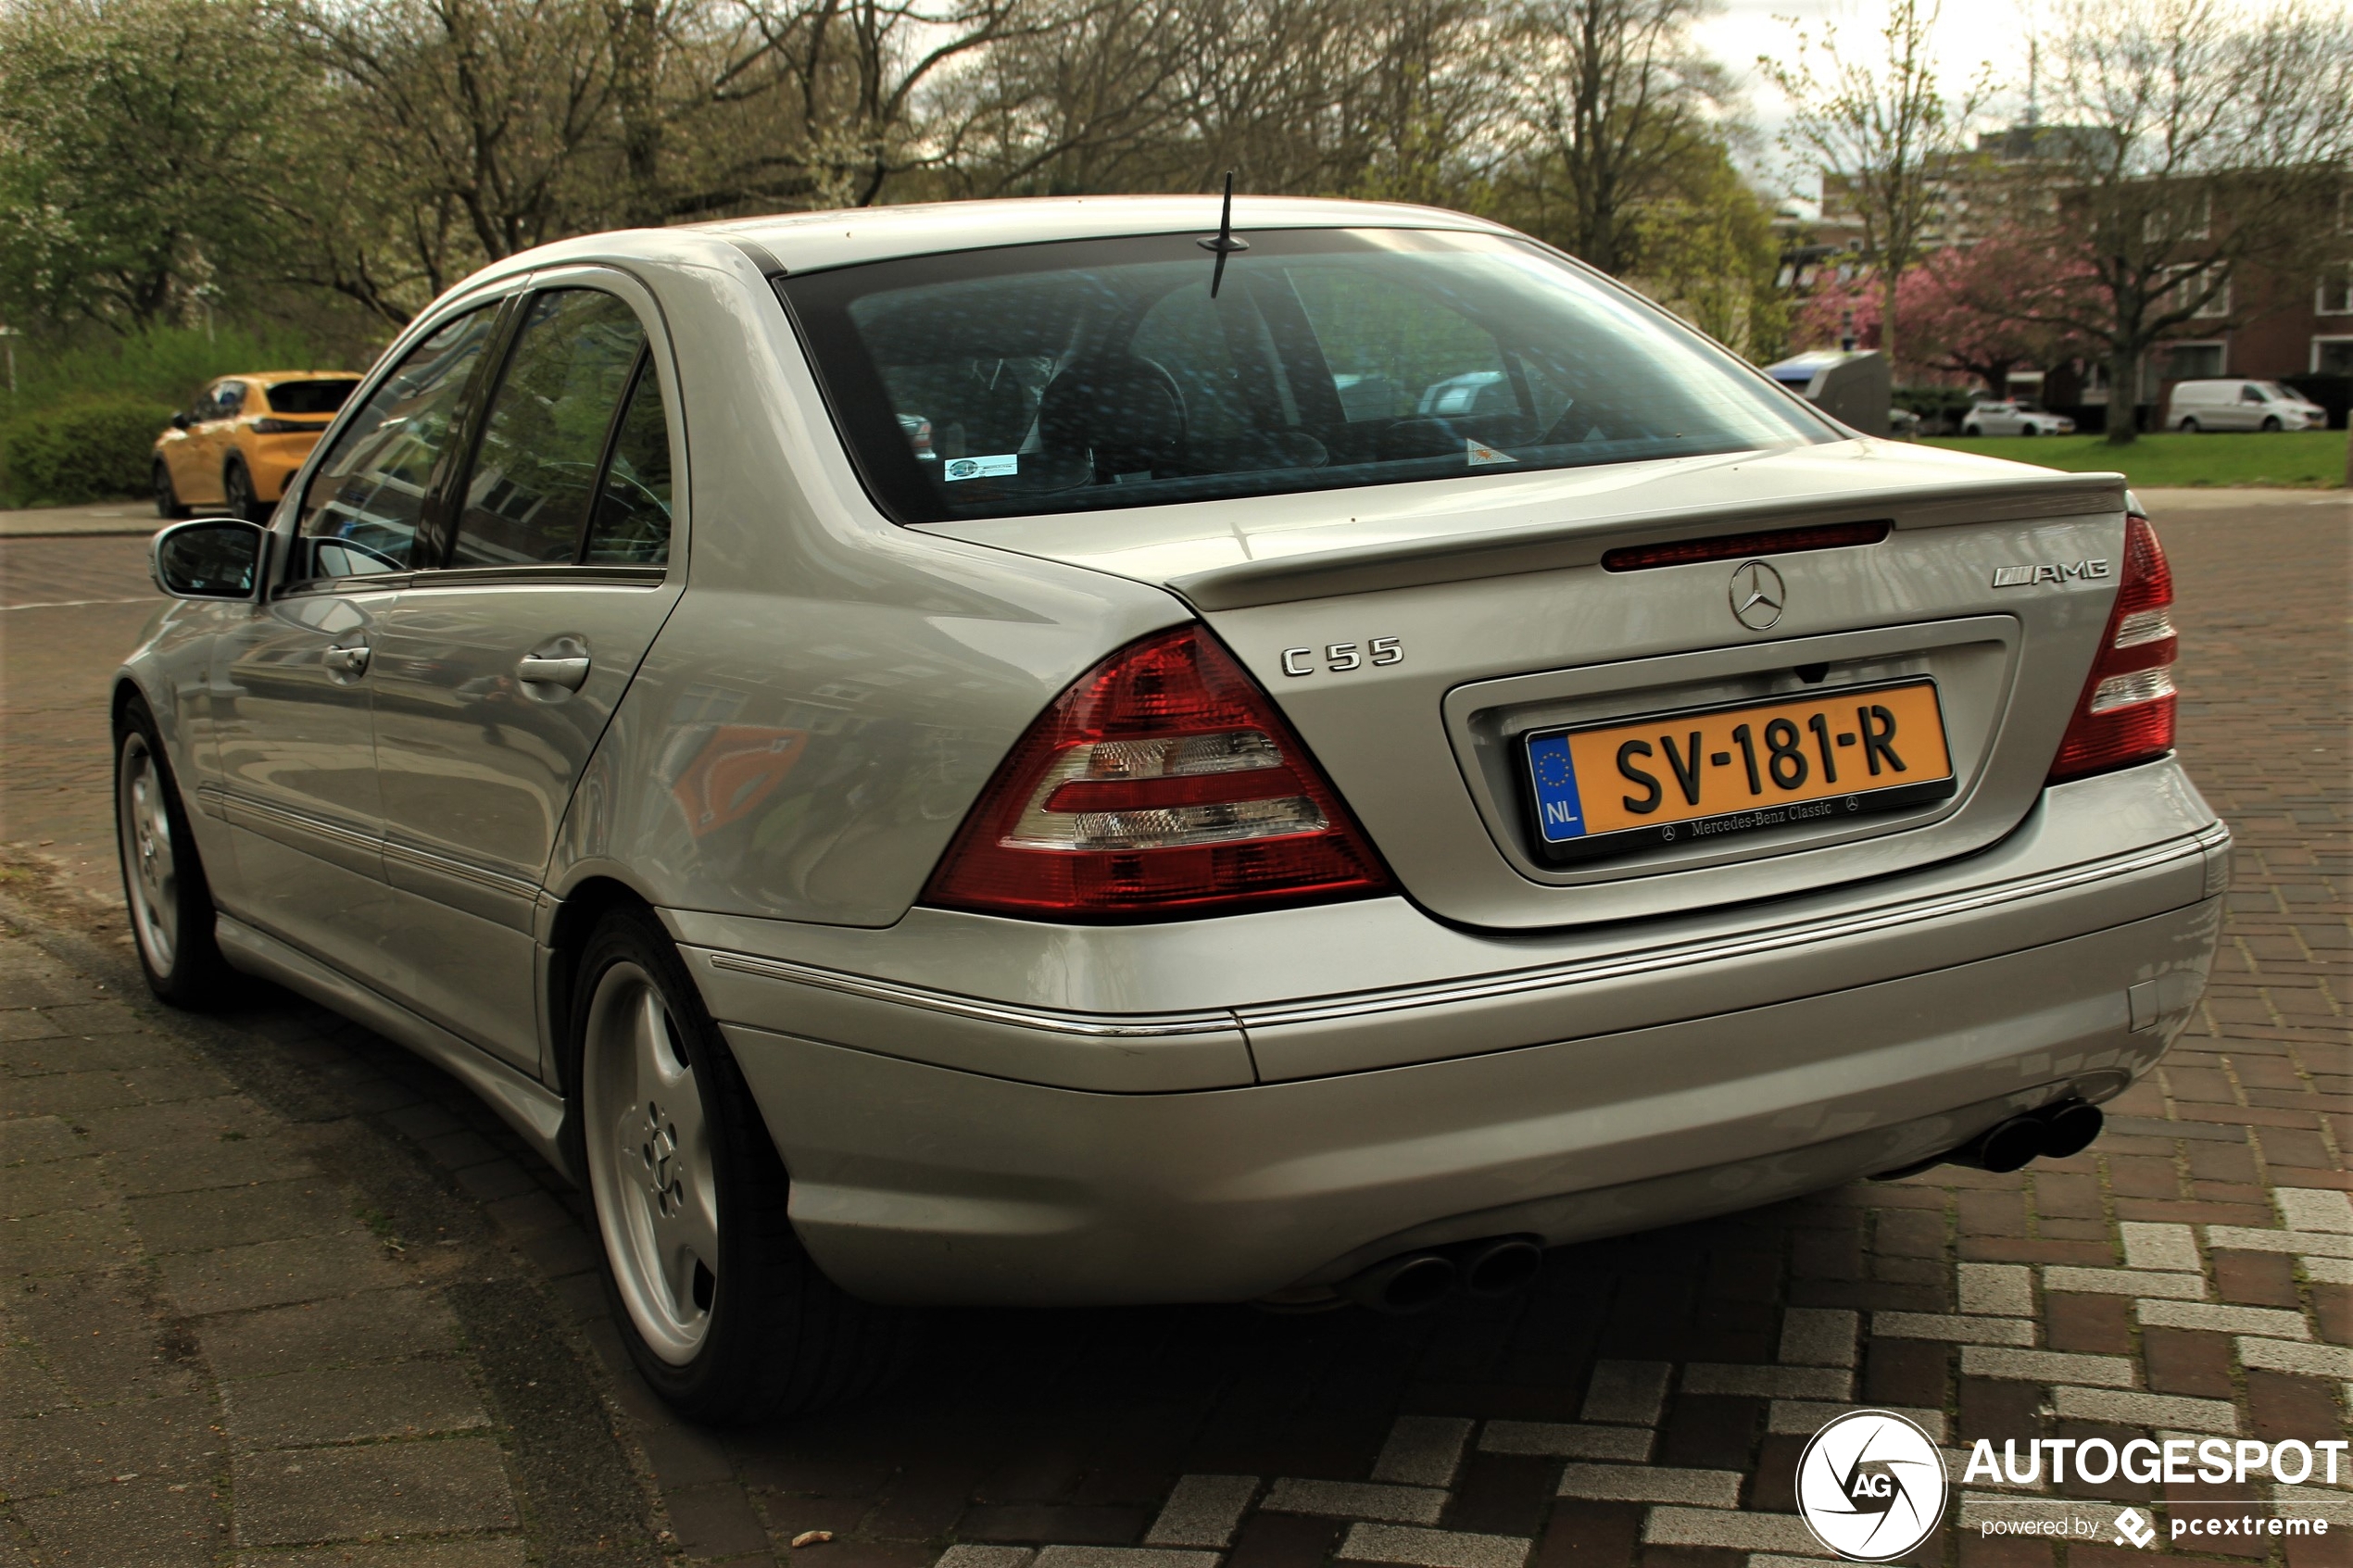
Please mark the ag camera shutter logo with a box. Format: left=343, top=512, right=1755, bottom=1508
left=1796, top=1410, right=1948, bottom=1561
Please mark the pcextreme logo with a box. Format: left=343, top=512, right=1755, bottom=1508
left=1794, top=1411, right=1948, bottom=1562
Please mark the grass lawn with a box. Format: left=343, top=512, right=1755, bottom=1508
left=1920, top=431, right=2346, bottom=488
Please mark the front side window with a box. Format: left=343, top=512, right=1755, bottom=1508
left=297, top=307, right=500, bottom=579
left=449, top=289, right=648, bottom=568
left=780, top=228, right=1831, bottom=524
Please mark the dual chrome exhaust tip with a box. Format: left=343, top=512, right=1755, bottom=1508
left=1340, top=1234, right=1546, bottom=1314
left=1946, top=1098, right=2106, bottom=1173
left=1329, top=1100, right=2107, bottom=1312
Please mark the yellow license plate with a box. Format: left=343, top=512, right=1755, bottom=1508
left=1525, top=680, right=1956, bottom=860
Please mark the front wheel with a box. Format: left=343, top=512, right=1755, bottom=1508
left=2260, top=416, right=2282, bottom=432
left=571, top=905, right=911, bottom=1423
left=115, top=697, right=230, bottom=1004
left=2020, top=423, right=2040, bottom=436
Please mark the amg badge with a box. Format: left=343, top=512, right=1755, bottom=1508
left=1993, top=558, right=2111, bottom=587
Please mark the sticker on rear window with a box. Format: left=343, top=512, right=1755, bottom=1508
left=943, top=453, right=1019, bottom=481
left=1466, top=438, right=1515, bottom=467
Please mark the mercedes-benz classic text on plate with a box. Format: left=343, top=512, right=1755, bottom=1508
left=116, top=196, right=2226, bottom=1422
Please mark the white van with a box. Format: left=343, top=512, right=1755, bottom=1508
left=2167, top=379, right=2327, bottom=432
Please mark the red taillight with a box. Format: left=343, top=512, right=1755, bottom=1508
left=2047, top=514, right=2177, bottom=784
left=923, top=625, right=1392, bottom=919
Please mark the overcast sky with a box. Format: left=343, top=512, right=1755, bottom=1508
left=1703, top=0, right=2293, bottom=201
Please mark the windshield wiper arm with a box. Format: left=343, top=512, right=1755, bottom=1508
left=1196, top=170, right=1248, bottom=298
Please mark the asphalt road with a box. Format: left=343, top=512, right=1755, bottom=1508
left=2, top=492, right=2347, bottom=1567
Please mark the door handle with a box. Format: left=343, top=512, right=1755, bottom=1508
left=324, top=643, right=371, bottom=677
left=517, top=654, right=591, bottom=691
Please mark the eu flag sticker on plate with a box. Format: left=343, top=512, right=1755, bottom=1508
left=1527, top=732, right=1586, bottom=842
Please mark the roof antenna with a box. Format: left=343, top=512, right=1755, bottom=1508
left=1197, top=170, right=1248, bottom=297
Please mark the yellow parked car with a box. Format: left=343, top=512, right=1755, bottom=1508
left=154, top=370, right=361, bottom=521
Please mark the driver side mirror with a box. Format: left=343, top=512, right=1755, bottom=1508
left=170, top=411, right=193, bottom=431
left=152, top=518, right=266, bottom=600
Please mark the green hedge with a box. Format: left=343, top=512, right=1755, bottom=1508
left=1, top=394, right=175, bottom=507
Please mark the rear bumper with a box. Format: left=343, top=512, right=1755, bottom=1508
left=728, top=899, right=2219, bottom=1305
left=245, top=437, right=319, bottom=500
left=685, top=764, right=2228, bottom=1306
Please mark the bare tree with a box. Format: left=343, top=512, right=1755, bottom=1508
left=1988, top=0, right=2353, bottom=445
left=1503, top=0, right=1725, bottom=274
left=1761, top=0, right=1984, bottom=371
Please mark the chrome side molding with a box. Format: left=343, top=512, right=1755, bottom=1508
left=704, top=950, right=1239, bottom=1039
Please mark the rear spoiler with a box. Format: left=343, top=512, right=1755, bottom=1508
left=1166, top=472, right=2128, bottom=611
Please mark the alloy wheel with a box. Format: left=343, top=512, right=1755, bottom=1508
left=118, top=734, right=179, bottom=974
left=583, top=960, right=719, bottom=1364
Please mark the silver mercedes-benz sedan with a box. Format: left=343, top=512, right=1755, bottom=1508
left=117, top=196, right=2223, bottom=1422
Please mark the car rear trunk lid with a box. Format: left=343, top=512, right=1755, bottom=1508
left=923, top=442, right=2133, bottom=931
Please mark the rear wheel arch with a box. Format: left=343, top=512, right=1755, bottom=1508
left=555, top=887, right=913, bottom=1420
left=544, top=873, right=672, bottom=1092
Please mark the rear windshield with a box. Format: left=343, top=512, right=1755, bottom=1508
left=263, top=379, right=359, bottom=415
left=777, top=228, right=1832, bottom=523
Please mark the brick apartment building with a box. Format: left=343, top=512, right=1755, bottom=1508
left=2158, top=189, right=2353, bottom=383
left=1803, top=146, right=2353, bottom=427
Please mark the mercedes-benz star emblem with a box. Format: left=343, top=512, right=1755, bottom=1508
left=1730, top=559, right=1786, bottom=630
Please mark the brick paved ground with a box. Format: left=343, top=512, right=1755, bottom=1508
left=2, top=493, right=2347, bottom=1566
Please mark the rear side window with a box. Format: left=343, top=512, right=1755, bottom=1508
left=779, top=228, right=1831, bottom=524
left=296, top=307, right=499, bottom=578
left=448, top=289, right=647, bottom=568
left=263, top=379, right=358, bottom=415
left=585, top=359, right=673, bottom=565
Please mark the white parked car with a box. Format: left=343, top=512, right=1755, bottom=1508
left=2168, top=379, right=2327, bottom=433
left=1960, top=399, right=2075, bottom=437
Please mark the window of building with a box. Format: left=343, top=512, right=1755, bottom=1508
left=2158, top=342, right=2225, bottom=381
left=2314, top=337, right=2353, bottom=376
left=2319, top=262, right=2353, bottom=318
left=2161, top=265, right=2229, bottom=320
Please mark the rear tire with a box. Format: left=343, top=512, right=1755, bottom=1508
left=154, top=462, right=191, bottom=520
left=114, top=696, right=230, bottom=1006
left=222, top=459, right=265, bottom=522
left=568, top=904, right=912, bottom=1424
left=2178, top=417, right=2200, bottom=433
left=1961, top=422, right=1981, bottom=436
